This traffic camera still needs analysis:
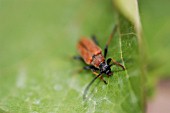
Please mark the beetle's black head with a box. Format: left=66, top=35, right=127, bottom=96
left=99, top=61, right=113, bottom=76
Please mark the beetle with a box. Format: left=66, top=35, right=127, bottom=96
left=74, top=25, right=125, bottom=99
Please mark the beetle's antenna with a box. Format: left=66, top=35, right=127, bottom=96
left=83, top=73, right=102, bottom=100
left=104, top=25, right=118, bottom=58
left=106, top=24, right=118, bottom=46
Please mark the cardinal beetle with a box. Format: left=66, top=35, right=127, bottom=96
left=74, top=25, right=125, bottom=99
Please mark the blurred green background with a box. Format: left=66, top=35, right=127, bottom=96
left=140, top=0, right=170, bottom=75
left=0, top=0, right=170, bottom=113
left=139, top=0, right=170, bottom=97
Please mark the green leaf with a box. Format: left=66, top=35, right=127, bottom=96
left=0, top=0, right=144, bottom=113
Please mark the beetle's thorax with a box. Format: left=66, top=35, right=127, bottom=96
left=90, top=53, right=105, bottom=68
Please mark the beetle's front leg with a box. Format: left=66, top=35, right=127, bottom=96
left=92, top=71, right=107, bottom=84
left=107, top=58, right=125, bottom=70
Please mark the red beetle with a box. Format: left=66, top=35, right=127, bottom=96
left=74, top=25, right=125, bottom=99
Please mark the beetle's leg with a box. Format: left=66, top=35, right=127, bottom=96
left=91, top=35, right=99, bottom=46
left=83, top=65, right=107, bottom=84
left=76, top=65, right=98, bottom=73
left=72, top=65, right=95, bottom=74
left=110, top=58, right=125, bottom=70
left=92, top=71, right=107, bottom=84
left=104, top=25, right=118, bottom=58
left=73, top=56, right=86, bottom=73
left=73, top=56, right=85, bottom=63
left=83, top=65, right=99, bottom=71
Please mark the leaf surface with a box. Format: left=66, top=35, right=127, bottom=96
left=0, top=0, right=144, bottom=113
